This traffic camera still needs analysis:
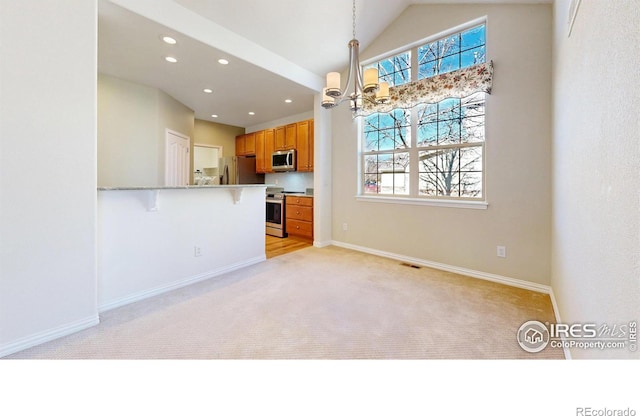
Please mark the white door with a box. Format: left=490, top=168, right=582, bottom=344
left=165, top=129, right=190, bottom=186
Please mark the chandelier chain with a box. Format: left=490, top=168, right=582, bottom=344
left=322, top=0, right=389, bottom=111
left=352, top=0, right=356, bottom=39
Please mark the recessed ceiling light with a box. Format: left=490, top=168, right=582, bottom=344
left=211, top=114, right=218, bottom=118
left=218, top=59, right=229, bottom=65
left=162, top=36, right=177, bottom=45
left=203, top=88, right=213, bottom=94
left=165, top=56, right=177, bottom=63
left=285, top=99, right=293, bottom=103
left=248, top=112, right=255, bottom=115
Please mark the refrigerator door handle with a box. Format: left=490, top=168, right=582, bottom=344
left=222, top=164, right=229, bottom=184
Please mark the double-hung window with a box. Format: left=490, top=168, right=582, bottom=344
left=361, top=22, right=487, bottom=204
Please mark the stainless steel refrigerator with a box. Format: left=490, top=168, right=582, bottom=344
left=219, top=156, right=265, bottom=184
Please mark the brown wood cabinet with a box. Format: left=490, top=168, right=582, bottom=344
left=274, top=124, right=297, bottom=151
left=296, top=119, right=313, bottom=172
left=235, top=134, right=245, bottom=156
left=265, top=128, right=275, bottom=173
left=274, top=126, right=285, bottom=151
left=255, top=130, right=266, bottom=173
left=284, top=123, right=297, bottom=150
left=285, top=195, right=313, bottom=240
left=246, top=119, right=313, bottom=172
left=245, top=132, right=255, bottom=155
left=235, top=132, right=256, bottom=156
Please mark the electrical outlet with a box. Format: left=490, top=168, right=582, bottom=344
left=342, top=223, right=348, bottom=231
left=497, top=246, right=506, bottom=258
left=194, top=246, right=202, bottom=257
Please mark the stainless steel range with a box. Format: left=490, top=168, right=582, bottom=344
left=266, top=187, right=285, bottom=237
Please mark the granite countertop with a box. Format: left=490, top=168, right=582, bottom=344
left=98, top=184, right=270, bottom=191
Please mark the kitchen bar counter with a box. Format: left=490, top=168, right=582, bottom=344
left=97, top=185, right=266, bottom=312
left=98, top=184, right=268, bottom=206
left=98, top=184, right=268, bottom=190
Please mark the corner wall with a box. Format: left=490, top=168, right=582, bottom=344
left=97, top=73, right=194, bottom=187
left=0, top=0, right=99, bottom=356
left=331, top=4, right=553, bottom=285
left=551, top=0, right=640, bottom=358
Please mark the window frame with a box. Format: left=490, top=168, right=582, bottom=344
left=357, top=17, right=489, bottom=210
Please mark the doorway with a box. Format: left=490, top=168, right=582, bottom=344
left=193, top=144, right=222, bottom=185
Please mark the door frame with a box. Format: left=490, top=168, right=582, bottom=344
left=165, top=128, right=191, bottom=186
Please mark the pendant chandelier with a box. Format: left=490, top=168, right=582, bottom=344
left=321, top=0, right=390, bottom=113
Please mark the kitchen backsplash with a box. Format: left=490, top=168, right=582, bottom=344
left=266, top=172, right=313, bottom=192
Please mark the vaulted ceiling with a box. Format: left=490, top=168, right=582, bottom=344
left=98, top=0, right=551, bottom=127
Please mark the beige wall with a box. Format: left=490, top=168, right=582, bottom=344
left=552, top=0, right=640, bottom=358
left=98, top=74, right=158, bottom=186
left=98, top=73, right=194, bottom=187
left=331, top=4, right=553, bottom=285
left=158, top=88, right=195, bottom=184
left=194, top=119, right=244, bottom=158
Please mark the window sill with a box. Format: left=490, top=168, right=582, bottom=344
left=355, top=195, right=488, bottom=210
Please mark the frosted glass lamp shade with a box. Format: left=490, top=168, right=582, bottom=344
left=321, top=88, right=336, bottom=108
left=363, top=68, right=379, bottom=93
left=376, top=82, right=390, bottom=103
left=326, top=72, right=342, bottom=97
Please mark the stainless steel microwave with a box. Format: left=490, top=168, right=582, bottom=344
left=272, top=149, right=296, bottom=172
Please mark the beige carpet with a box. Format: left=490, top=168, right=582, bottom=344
left=6, top=246, right=563, bottom=359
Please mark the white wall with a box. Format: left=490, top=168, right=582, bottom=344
left=265, top=172, right=314, bottom=192
left=0, top=0, right=99, bottom=356
left=331, top=4, right=553, bottom=285
left=551, top=0, right=640, bottom=359
left=98, top=187, right=266, bottom=310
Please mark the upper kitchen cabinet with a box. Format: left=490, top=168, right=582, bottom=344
left=285, top=123, right=297, bottom=150
left=296, top=119, right=313, bottom=172
left=255, top=130, right=266, bottom=173
left=264, top=129, right=275, bottom=173
left=235, top=134, right=245, bottom=156
left=274, top=126, right=285, bottom=151
left=245, top=132, right=256, bottom=155
left=235, top=132, right=256, bottom=156
left=275, top=124, right=296, bottom=151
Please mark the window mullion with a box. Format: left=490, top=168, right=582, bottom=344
left=409, top=46, right=419, bottom=198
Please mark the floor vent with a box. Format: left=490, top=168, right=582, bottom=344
left=400, top=262, right=421, bottom=269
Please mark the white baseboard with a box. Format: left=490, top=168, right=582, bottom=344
left=313, top=240, right=332, bottom=248
left=0, top=314, right=99, bottom=358
left=330, top=240, right=572, bottom=358
left=331, top=240, right=552, bottom=294
left=98, top=255, right=266, bottom=313
left=548, top=287, right=571, bottom=360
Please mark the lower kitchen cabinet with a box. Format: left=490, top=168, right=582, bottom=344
left=285, top=195, right=313, bottom=240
